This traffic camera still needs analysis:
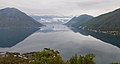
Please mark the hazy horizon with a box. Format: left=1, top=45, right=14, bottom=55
left=0, top=0, right=120, bottom=16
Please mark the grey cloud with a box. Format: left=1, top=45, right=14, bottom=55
left=0, top=0, right=120, bottom=16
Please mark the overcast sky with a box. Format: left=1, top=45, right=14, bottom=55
left=0, top=0, right=120, bottom=16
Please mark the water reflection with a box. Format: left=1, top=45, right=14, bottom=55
left=70, top=27, right=120, bottom=48
left=0, top=28, right=39, bottom=48
left=37, top=24, right=70, bottom=33
left=0, top=24, right=120, bottom=64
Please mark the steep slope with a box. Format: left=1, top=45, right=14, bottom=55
left=65, top=14, right=93, bottom=27
left=81, top=8, right=120, bottom=31
left=0, top=8, right=43, bottom=28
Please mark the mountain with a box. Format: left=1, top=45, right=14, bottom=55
left=80, top=8, right=120, bottom=32
left=31, top=15, right=70, bottom=19
left=65, top=14, right=93, bottom=27
left=0, top=8, right=43, bottom=28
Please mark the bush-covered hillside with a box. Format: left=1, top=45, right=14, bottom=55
left=0, top=48, right=95, bottom=64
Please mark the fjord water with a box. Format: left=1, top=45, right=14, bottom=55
left=0, top=23, right=120, bottom=64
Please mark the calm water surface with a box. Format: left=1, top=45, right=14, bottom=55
left=0, top=23, right=120, bottom=64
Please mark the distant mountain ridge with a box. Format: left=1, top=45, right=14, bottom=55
left=31, top=15, right=70, bottom=24
left=0, top=8, right=43, bottom=28
left=65, top=14, right=93, bottom=27
left=31, top=15, right=70, bottom=19
left=80, top=8, right=120, bottom=35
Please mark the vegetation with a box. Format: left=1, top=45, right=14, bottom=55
left=80, top=8, right=120, bottom=36
left=66, top=54, right=95, bottom=64
left=0, top=48, right=96, bottom=64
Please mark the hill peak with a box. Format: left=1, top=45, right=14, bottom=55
left=81, top=8, right=120, bottom=34
left=0, top=7, right=43, bottom=28
left=1, top=7, right=20, bottom=12
left=78, top=14, right=93, bottom=18
left=65, top=14, right=93, bottom=27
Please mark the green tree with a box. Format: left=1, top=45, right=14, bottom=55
left=32, top=48, right=65, bottom=64
left=67, top=54, right=78, bottom=64
left=67, top=53, right=95, bottom=64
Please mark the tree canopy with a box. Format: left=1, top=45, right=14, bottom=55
left=0, top=48, right=96, bottom=64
